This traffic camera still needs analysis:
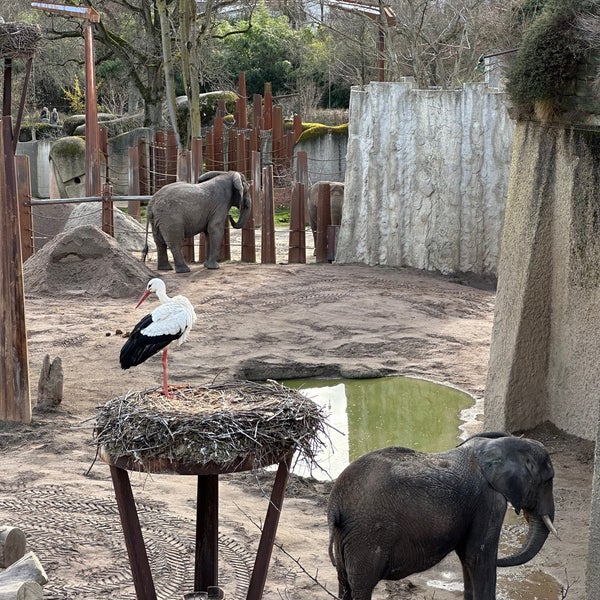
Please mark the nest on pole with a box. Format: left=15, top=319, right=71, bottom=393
left=0, top=23, right=42, bottom=59
left=94, top=380, right=328, bottom=474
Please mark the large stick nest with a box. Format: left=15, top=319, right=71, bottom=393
left=94, top=381, right=328, bottom=472
left=0, top=23, right=42, bottom=59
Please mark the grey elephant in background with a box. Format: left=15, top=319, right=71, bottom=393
left=308, top=181, right=344, bottom=247
left=143, top=170, right=251, bottom=272
left=327, top=432, right=557, bottom=600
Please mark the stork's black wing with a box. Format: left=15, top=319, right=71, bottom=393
left=119, top=313, right=181, bottom=369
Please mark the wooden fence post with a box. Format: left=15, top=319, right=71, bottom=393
left=261, top=164, right=276, bottom=264
left=100, top=126, right=113, bottom=237
left=237, top=72, right=247, bottom=129
left=241, top=151, right=259, bottom=264
left=15, top=155, right=33, bottom=260
left=315, top=182, right=331, bottom=263
left=0, top=117, right=31, bottom=422
left=288, top=182, right=306, bottom=264
left=191, top=137, right=202, bottom=183
left=263, top=83, right=272, bottom=131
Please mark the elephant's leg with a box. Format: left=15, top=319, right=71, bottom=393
left=168, top=242, right=191, bottom=274
left=457, top=548, right=496, bottom=600
left=203, top=225, right=222, bottom=270
left=153, top=229, right=173, bottom=271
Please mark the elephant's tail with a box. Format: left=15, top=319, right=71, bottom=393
left=327, top=509, right=340, bottom=568
left=142, top=206, right=151, bottom=263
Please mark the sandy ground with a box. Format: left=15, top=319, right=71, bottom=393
left=0, top=247, right=594, bottom=599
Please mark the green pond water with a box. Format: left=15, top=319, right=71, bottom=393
left=283, top=376, right=474, bottom=480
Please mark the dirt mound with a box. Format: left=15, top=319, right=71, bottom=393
left=23, top=224, right=157, bottom=298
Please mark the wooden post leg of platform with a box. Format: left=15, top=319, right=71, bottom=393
left=109, top=466, right=157, bottom=600
left=195, top=474, right=219, bottom=592
left=246, top=453, right=293, bottom=600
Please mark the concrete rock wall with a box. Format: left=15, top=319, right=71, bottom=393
left=336, top=79, right=515, bottom=276
left=295, top=133, right=347, bottom=184
left=485, top=122, right=600, bottom=441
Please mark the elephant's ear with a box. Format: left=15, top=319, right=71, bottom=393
left=231, top=172, right=250, bottom=209
left=231, top=172, right=243, bottom=206
left=473, top=437, right=528, bottom=513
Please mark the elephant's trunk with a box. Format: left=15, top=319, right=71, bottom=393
left=229, top=200, right=251, bottom=229
left=497, top=512, right=552, bottom=567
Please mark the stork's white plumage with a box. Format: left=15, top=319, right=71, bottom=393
left=120, top=278, right=197, bottom=397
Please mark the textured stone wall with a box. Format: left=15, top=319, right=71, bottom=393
left=295, top=132, right=347, bottom=185
left=485, top=122, right=600, bottom=440
left=335, top=79, right=515, bottom=276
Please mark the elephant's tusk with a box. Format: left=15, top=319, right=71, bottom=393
left=543, top=514, right=560, bottom=540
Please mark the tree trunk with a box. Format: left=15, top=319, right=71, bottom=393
left=157, top=0, right=182, bottom=149
left=0, top=527, right=26, bottom=568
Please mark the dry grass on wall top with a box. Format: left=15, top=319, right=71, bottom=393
left=506, top=0, right=599, bottom=120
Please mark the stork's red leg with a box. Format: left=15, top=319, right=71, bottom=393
left=161, top=349, right=170, bottom=397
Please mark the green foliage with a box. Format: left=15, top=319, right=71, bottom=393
left=214, top=3, right=328, bottom=99
left=506, top=0, right=593, bottom=113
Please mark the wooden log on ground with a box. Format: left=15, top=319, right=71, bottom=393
left=0, top=527, right=26, bottom=568
left=0, top=581, right=43, bottom=600
left=36, top=355, right=63, bottom=408
left=0, top=552, right=47, bottom=586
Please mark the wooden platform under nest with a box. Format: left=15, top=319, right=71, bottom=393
left=94, top=380, right=328, bottom=474
left=0, top=23, right=42, bottom=59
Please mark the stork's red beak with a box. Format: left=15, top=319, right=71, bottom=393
left=135, top=289, right=152, bottom=309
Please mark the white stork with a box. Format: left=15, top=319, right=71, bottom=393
left=120, top=278, right=197, bottom=397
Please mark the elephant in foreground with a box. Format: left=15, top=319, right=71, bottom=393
left=327, top=432, right=557, bottom=600
left=308, top=181, right=344, bottom=248
left=143, top=170, right=251, bottom=272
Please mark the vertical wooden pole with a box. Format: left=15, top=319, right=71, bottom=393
left=191, top=137, right=203, bottom=182
left=288, top=182, right=306, bottom=264
left=293, top=114, right=302, bottom=142
left=272, top=105, right=283, bottom=167
left=263, top=83, right=272, bottom=131
left=15, top=155, right=34, bottom=261
left=213, top=117, right=224, bottom=171
left=315, top=182, right=331, bottom=263
left=100, top=127, right=114, bottom=237
left=261, top=164, right=276, bottom=264
left=241, top=151, right=259, bottom=264
left=84, top=20, right=101, bottom=198
left=238, top=72, right=247, bottom=129
left=166, top=130, right=178, bottom=184
left=228, top=129, right=237, bottom=171
left=0, top=117, right=31, bottom=422
left=195, top=475, right=219, bottom=592
left=252, top=94, right=263, bottom=130
left=205, top=128, right=214, bottom=171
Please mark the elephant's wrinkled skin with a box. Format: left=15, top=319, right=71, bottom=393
left=308, top=181, right=344, bottom=247
left=143, top=170, right=251, bottom=272
left=327, top=432, right=556, bottom=600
